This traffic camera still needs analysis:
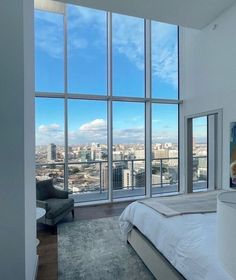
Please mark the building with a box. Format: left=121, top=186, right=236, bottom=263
left=47, top=143, right=56, bottom=161
left=135, top=171, right=146, bottom=187
left=134, top=149, right=145, bottom=159
left=122, top=169, right=132, bottom=188
left=113, top=151, right=124, bottom=161
left=101, top=165, right=109, bottom=190
left=168, top=150, right=179, bottom=166
left=102, top=161, right=129, bottom=190
left=152, top=149, right=169, bottom=159
left=113, top=165, right=123, bottom=190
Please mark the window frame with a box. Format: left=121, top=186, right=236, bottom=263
left=35, top=5, right=181, bottom=205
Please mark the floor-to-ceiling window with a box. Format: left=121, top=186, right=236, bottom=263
left=35, top=1, right=180, bottom=203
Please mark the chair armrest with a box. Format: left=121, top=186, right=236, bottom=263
left=52, top=187, right=68, bottom=199
left=37, top=200, right=49, bottom=211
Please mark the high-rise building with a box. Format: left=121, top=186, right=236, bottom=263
left=113, top=151, right=123, bottom=161
left=101, top=165, right=108, bottom=191
left=122, top=169, right=132, bottom=188
left=113, top=165, right=123, bottom=190
left=47, top=143, right=57, bottom=161
left=153, top=149, right=169, bottom=159
left=135, top=170, right=145, bottom=187
left=79, top=150, right=87, bottom=162
left=134, top=149, right=145, bottom=159
left=101, top=163, right=124, bottom=190
left=169, top=150, right=179, bottom=166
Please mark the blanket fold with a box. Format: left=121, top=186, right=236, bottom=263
left=138, top=191, right=218, bottom=217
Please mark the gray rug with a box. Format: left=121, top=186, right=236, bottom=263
left=58, top=216, right=155, bottom=280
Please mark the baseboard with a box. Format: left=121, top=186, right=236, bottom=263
left=33, top=255, right=39, bottom=280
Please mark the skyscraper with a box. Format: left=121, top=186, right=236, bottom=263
left=122, top=169, right=132, bottom=188
left=113, top=165, right=123, bottom=190
left=101, top=163, right=124, bottom=190
left=47, top=143, right=57, bottom=161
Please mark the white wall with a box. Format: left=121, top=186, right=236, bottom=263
left=0, top=0, right=36, bottom=279
left=179, top=2, right=236, bottom=190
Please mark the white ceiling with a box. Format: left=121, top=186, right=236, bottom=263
left=56, top=0, right=236, bottom=29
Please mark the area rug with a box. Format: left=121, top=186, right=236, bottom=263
left=58, top=216, right=155, bottom=280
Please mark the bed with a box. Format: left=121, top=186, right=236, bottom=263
left=119, top=196, right=234, bottom=280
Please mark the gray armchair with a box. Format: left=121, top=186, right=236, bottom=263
left=36, top=179, right=74, bottom=226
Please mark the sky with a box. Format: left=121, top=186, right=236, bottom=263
left=193, top=117, right=208, bottom=144
left=35, top=4, right=181, bottom=146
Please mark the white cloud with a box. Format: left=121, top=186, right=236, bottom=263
left=35, top=7, right=97, bottom=59
left=112, top=14, right=144, bottom=71
left=68, top=119, right=107, bottom=144
left=38, top=123, right=61, bottom=133
left=80, top=119, right=107, bottom=132
left=69, top=38, right=88, bottom=50
left=67, top=5, right=107, bottom=55
left=153, top=132, right=178, bottom=143
left=67, top=5, right=105, bottom=28
left=36, top=120, right=177, bottom=145
left=69, top=119, right=145, bottom=144
left=35, top=11, right=64, bottom=59
left=153, top=119, right=162, bottom=123
left=112, top=16, right=178, bottom=88
left=152, top=22, right=178, bottom=88
left=36, top=124, right=64, bottom=145
left=113, top=128, right=144, bottom=144
left=152, top=45, right=178, bottom=88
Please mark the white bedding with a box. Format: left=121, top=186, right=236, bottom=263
left=119, top=201, right=233, bottom=280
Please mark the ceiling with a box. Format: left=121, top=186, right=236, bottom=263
left=54, top=0, right=236, bottom=29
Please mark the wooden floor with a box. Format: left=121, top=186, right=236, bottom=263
left=37, top=201, right=132, bottom=280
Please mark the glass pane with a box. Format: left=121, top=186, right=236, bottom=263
left=152, top=104, right=178, bottom=194
left=67, top=5, right=107, bottom=95
left=35, top=10, right=64, bottom=92
left=35, top=98, right=65, bottom=186
left=193, top=117, right=208, bottom=191
left=68, top=100, right=108, bottom=202
left=112, top=14, right=144, bottom=97
left=36, top=164, right=65, bottom=190
left=152, top=22, right=178, bottom=99
left=113, top=102, right=145, bottom=198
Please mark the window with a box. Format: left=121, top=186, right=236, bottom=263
left=113, top=102, right=145, bottom=198
left=35, top=98, right=65, bottom=189
left=67, top=5, right=107, bottom=94
left=68, top=100, right=108, bottom=202
left=35, top=10, right=64, bottom=93
left=112, top=14, right=145, bottom=97
left=152, top=22, right=178, bottom=99
left=152, top=104, right=179, bottom=194
left=35, top=2, right=179, bottom=204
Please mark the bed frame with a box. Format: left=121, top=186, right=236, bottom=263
left=127, top=227, right=186, bottom=280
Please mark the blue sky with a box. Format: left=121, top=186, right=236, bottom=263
left=193, top=117, right=208, bottom=144
left=35, top=5, right=180, bottom=146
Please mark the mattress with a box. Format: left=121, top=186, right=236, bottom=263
left=119, top=201, right=233, bottom=280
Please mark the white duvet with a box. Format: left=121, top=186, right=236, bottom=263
left=119, top=201, right=234, bottom=280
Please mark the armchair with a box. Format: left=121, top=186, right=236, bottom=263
left=36, top=179, right=74, bottom=226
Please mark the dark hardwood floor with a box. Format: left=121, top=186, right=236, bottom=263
left=37, top=201, right=132, bottom=280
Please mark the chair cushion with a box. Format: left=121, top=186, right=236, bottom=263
left=45, top=198, right=74, bottom=219
left=36, top=179, right=54, bottom=201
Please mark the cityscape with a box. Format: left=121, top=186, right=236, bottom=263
left=36, top=140, right=207, bottom=198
